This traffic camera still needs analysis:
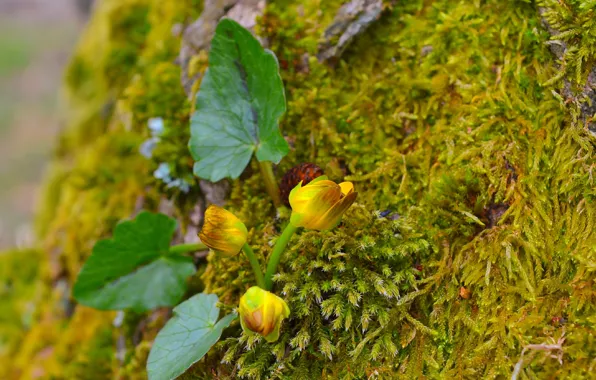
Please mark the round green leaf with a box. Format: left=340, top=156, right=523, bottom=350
left=147, top=293, right=237, bottom=380
left=73, top=211, right=196, bottom=312
left=189, top=19, right=289, bottom=182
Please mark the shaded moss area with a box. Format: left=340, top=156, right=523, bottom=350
left=0, top=249, right=41, bottom=379
left=2, top=0, right=594, bottom=379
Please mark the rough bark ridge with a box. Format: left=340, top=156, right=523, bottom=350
left=1, top=0, right=594, bottom=379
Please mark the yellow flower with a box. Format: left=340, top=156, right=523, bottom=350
left=238, top=286, right=290, bottom=342
left=288, top=176, right=357, bottom=231
left=199, top=205, right=247, bottom=256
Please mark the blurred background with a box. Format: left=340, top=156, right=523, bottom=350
left=0, top=0, right=93, bottom=250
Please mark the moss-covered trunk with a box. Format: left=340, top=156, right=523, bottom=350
left=1, top=0, right=595, bottom=379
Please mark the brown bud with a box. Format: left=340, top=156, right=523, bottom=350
left=279, top=163, right=324, bottom=206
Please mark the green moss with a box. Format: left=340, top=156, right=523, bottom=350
left=64, top=55, right=95, bottom=100
left=59, top=1, right=150, bottom=155
left=210, top=206, right=430, bottom=379
left=539, top=0, right=596, bottom=86
left=123, top=61, right=197, bottom=198
left=0, top=1, right=210, bottom=377
left=6, top=0, right=595, bottom=378
left=192, top=0, right=595, bottom=378
left=63, top=327, right=116, bottom=380
left=0, top=249, right=41, bottom=377
left=103, top=3, right=151, bottom=87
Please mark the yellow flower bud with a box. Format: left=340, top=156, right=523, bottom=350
left=199, top=205, right=247, bottom=256
left=238, top=286, right=290, bottom=342
left=288, top=176, right=357, bottom=231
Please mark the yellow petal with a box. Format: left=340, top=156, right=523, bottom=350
left=289, top=177, right=357, bottom=231
left=339, top=182, right=354, bottom=196
left=287, top=181, right=303, bottom=209
left=291, top=182, right=342, bottom=228
left=238, top=287, right=290, bottom=342
left=308, top=175, right=328, bottom=184
left=312, top=191, right=358, bottom=230
left=199, top=205, right=247, bottom=256
left=289, top=180, right=338, bottom=214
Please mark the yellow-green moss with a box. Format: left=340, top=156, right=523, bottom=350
left=2, top=1, right=205, bottom=378
left=192, top=0, right=595, bottom=377
left=0, top=249, right=41, bottom=378
left=4, top=0, right=595, bottom=378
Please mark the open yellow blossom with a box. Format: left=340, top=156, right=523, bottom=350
left=239, top=286, right=290, bottom=342
left=199, top=205, right=247, bottom=256
left=288, top=176, right=357, bottom=230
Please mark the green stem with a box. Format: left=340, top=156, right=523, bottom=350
left=168, top=242, right=208, bottom=255
left=242, top=243, right=266, bottom=289
left=264, top=223, right=298, bottom=290
left=258, top=160, right=282, bottom=208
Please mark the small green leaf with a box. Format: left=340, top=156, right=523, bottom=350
left=147, top=293, right=237, bottom=380
left=73, top=211, right=195, bottom=312
left=189, top=19, right=288, bottom=182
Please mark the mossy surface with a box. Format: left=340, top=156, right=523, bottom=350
left=2, top=0, right=594, bottom=379
left=0, top=249, right=41, bottom=379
